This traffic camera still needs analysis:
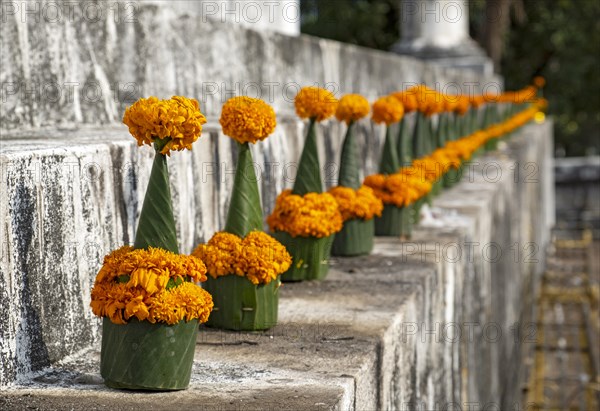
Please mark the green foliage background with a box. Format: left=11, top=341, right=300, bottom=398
left=301, top=0, right=600, bottom=157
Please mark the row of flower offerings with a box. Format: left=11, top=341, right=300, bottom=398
left=89, top=80, right=546, bottom=390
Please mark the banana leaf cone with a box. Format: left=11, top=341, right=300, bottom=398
left=203, top=275, right=279, bottom=331
left=411, top=197, right=425, bottom=225
left=333, top=122, right=375, bottom=256
left=375, top=204, right=412, bottom=237
left=101, top=139, right=198, bottom=391
left=427, top=115, right=436, bottom=153
left=276, top=231, right=335, bottom=281
left=396, top=117, right=413, bottom=167
left=278, top=119, right=333, bottom=282
left=436, top=113, right=448, bottom=149
left=379, top=125, right=401, bottom=175
left=483, top=105, right=500, bottom=152
left=430, top=178, right=443, bottom=197
left=206, top=142, right=280, bottom=331
left=443, top=163, right=464, bottom=188
left=412, top=112, right=428, bottom=159
left=101, top=318, right=198, bottom=391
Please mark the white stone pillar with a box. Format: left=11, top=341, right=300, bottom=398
left=394, top=0, right=493, bottom=75
left=170, top=0, right=300, bottom=36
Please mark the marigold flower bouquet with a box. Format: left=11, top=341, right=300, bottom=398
left=392, top=91, right=418, bottom=166
left=366, top=167, right=432, bottom=238
left=90, top=96, right=214, bottom=391
left=268, top=87, right=343, bottom=281
left=329, top=94, right=383, bottom=256
left=369, top=95, right=417, bottom=236
left=193, top=97, right=291, bottom=331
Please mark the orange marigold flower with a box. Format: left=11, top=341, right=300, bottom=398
left=372, top=96, right=404, bottom=125
left=295, top=87, right=338, bottom=121
left=335, top=94, right=370, bottom=124
left=267, top=190, right=343, bottom=238
left=220, top=96, right=277, bottom=144
left=123, top=96, right=207, bottom=155
left=364, top=172, right=432, bottom=208
left=90, top=280, right=212, bottom=326
left=328, top=185, right=383, bottom=221
left=392, top=91, right=418, bottom=113
left=92, top=246, right=207, bottom=294
left=533, top=76, right=546, bottom=88
left=193, top=231, right=291, bottom=285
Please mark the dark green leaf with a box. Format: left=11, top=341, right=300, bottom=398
left=293, top=119, right=323, bottom=195
left=203, top=275, right=279, bottom=331
left=379, top=126, right=401, bottom=175
left=338, top=122, right=361, bottom=189
left=224, top=142, right=264, bottom=237
left=134, top=144, right=179, bottom=253
left=101, top=318, right=198, bottom=391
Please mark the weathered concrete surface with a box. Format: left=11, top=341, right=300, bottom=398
left=0, top=256, right=426, bottom=411
left=0, top=1, right=498, bottom=131
left=1, top=0, right=502, bottom=389
left=0, top=122, right=553, bottom=410
left=554, top=156, right=600, bottom=235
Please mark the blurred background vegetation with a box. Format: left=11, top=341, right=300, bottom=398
left=301, top=0, right=600, bottom=157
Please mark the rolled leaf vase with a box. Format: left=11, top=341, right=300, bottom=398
left=443, top=164, right=464, bottom=188
left=375, top=204, right=413, bottom=238
left=203, top=275, right=279, bottom=331
left=275, top=231, right=335, bottom=282
left=332, top=218, right=374, bottom=257
left=101, top=318, right=199, bottom=391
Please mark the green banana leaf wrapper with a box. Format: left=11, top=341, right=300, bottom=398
left=332, top=218, right=374, bottom=257
left=443, top=163, right=464, bottom=188
left=203, top=275, right=279, bottom=331
left=374, top=204, right=413, bottom=238
left=274, top=231, right=334, bottom=282
left=102, top=141, right=196, bottom=391
left=333, top=123, right=375, bottom=257
left=430, top=179, right=443, bottom=197
left=211, top=142, right=280, bottom=331
left=397, top=117, right=413, bottom=166
left=379, top=125, right=401, bottom=175
left=412, top=198, right=425, bottom=225
left=101, top=318, right=198, bottom=391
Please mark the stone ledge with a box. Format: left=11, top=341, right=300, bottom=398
left=0, top=122, right=554, bottom=410
left=0, top=254, right=427, bottom=411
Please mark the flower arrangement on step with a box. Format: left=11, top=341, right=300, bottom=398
left=365, top=91, right=546, bottom=238
left=268, top=86, right=343, bottom=282
left=193, top=97, right=292, bottom=331
left=328, top=94, right=383, bottom=256
left=391, top=90, right=418, bottom=167
left=365, top=166, right=432, bottom=238
left=370, top=94, right=414, bottom=237
left=90, top=96, right=214, bottom=391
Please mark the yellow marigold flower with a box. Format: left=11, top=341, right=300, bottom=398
left=219, top=96, right=277, bottom=144
left=92, top=246, right=207, bottom=295
left=470, top=95, right=485, bottom=109
left=91, top=280, right=213, bottom=326
left=372, top=96, right=404, bottom=125
left=335, top=94, right=370, bottom=124
left=328, top=186, right=383, bottom=221
left=147, top=282, right=214, bottom=325
left=392, top=91, right=418, bottom=113
left=193, top=232, right=240, bottom=277
left=193, top=231, right=291, bottom=285
left=533, top=76, right=546, bottom=88
left=454, top=95, right=470, bottom=115
left=267, top=190, right=343, bottom=238
left=123, top=96, right=207, bottom=155
left=364, top=172, right=431, bottom=208
left=295, top=86, right=338, bottom=121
